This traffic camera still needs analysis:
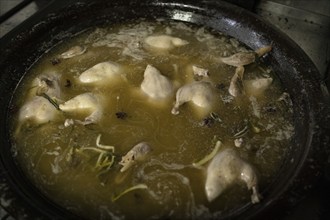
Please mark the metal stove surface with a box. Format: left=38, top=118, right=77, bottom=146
left=0, top=0, right=329, bottom=219
left=256, top=0, right=330, bottom=89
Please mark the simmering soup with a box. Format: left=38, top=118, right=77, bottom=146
left=10, top=21, right=294, bottom=219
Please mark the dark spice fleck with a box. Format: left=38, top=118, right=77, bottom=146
left=50, top=58, right=61, bottom=65
left=116, top=112, right=128, bottom=119
left=215, top=83, right=226, bottom=91
left=65, top=79, right=72, bottom=88
left=200, top=117, right=214, bottom=127
left=44, top=79, right=53, bottom=87
left=264, top=105, right=277, bottom=113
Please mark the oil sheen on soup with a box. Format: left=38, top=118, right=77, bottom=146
left=10, top=21, right=294, bottom=220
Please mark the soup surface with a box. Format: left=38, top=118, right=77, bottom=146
left=10, top=21, right=294, bottom=219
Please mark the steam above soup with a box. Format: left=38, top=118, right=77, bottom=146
left=10, top=21, right=294, bottom=219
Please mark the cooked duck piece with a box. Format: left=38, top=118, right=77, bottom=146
left=119, top=142, right=151, bottom=172
left=19, top=96, right=58, bottom=124
left=218, top=45, right=270, bottom=73
left=228, top=66, right=244, bottom=97
left=59, top=93, right=102, bottom=125
left=32, top=74, right=61, bottom=99
left=244, top=77, right=273, bottom=97
left=205, top=148, right=261, bottom=204
left=223, top=46, right=272, bottom=97
left=141, top=65, right=173, bottom=99
left=59, top=45, right=87, bottom=59
left=219, top=45, right=272, bottom=67
left=192, top=65, right=209, bottom=78
left=59, top=93, right=99, bottom=111
left=184, top=65, right=209, bottom=83
left=171, top=81, right=214, bottom=115
left=79, top=61, right=122, bottom=84
left=18, top=73, right=62, bottom=125
left=220, top=52, right=256, bottom=67
left=145, top=35, right=188, bottom=50
left=255, top=45, right=272, bottom=57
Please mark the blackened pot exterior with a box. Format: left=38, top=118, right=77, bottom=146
left=0, top=0, right=329, bottom=219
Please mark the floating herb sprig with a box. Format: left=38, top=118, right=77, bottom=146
left=112, top=184, right=148, bottom=202
left=193, top=140, right=222, bottom=167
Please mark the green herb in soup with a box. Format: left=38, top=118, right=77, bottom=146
left=10, top=21, right=294, bottom=220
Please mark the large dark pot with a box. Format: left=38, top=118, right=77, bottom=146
left=0, top=0, right=329, bottom=219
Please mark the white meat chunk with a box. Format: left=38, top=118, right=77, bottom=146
left=219, top=46, right=272, bottom=67
left=244, top=77, right=273, bottom=97
left=119, top=142, right=151, bottom=172
left=220, top=52, right=256, bottom=67
left=205, top=148, right=261, bottom=203
left=184, top=65, right=209, bottom=83
left=171, top=81, right=214, bottom=115
left=19, top=96, right=58, bottom=124
left=59, top=45, right=87, bottom=59
left=192, top=65, right=209, bottom=78
left=144, top=35, right=188, bottom=50
left=59, top=93, right=102, bottom=125
left=228, top=66, right=244, bottom=97
left=79, top=61, right=122, bottom=84
left=31, top=74, right=61, bottom=98
left=141, top=65, right=173, bottom=99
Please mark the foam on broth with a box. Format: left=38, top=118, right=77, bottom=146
left=10, top=21, right=294, bottom=219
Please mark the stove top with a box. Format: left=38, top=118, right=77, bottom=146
left=0, top=0, right=329, bottom=219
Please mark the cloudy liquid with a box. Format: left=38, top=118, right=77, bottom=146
left=10, top=21, right=294, bottom=219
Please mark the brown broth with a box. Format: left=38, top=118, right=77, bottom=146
left=10, top=21, right=294, bottom=219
